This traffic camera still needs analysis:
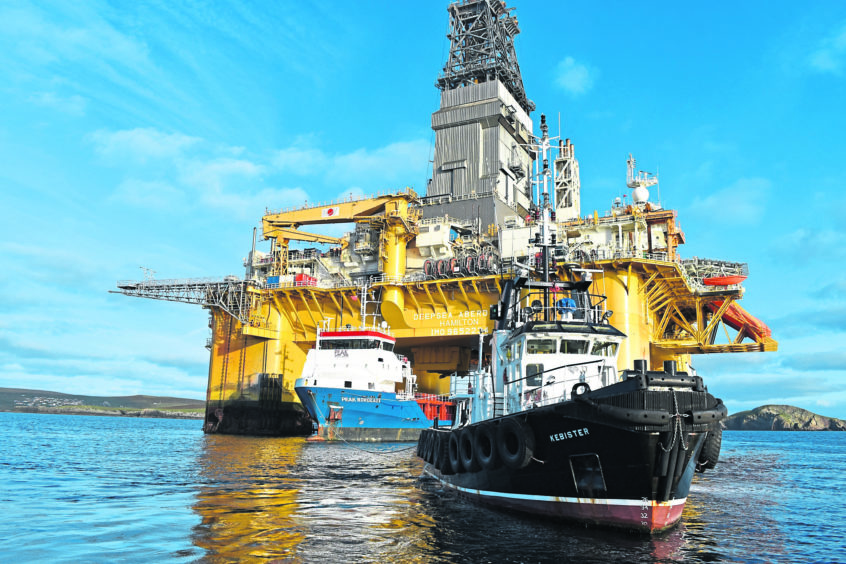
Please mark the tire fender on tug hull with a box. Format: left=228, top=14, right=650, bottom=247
left=496, top=418, right=535, bottom=469
left=423, top=430, right=435, bottom=463
left=475, top=423, right=499, bottom=470
left=448, top=431, right=463, bottom=474
left=459, top=427, right=481, bottom=472
left=697, top=426, right=722, bottom=471
left=434, top=432, right=455, bottom=475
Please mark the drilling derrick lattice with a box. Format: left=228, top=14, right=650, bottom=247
left=438, top=0, right=534, bottom=114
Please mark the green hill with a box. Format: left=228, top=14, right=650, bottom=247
left=724, top=405, right=846, bottom=431
left=0, top=387, right=205, bottom=419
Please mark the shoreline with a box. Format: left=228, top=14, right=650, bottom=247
left=4, top=406, right=204, bottom=420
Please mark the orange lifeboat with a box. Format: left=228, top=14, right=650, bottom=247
left=702, top=275, right=747, bottom=286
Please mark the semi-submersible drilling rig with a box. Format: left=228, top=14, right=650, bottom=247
left=117, top=0, right=777, bottom=436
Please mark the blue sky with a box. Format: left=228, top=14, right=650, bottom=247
left=1, top=1, right=845, bottom=418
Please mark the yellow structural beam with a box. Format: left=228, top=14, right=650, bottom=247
left=594, top=258, right=778, bottom=362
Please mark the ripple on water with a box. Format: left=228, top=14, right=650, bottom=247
left=2, top=414, right=845, bottom=563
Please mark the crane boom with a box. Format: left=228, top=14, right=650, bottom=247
left=261, top=189, right=419, bottom=276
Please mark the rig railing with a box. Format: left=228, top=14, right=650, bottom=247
left=113, top=277, right=250, bottom=325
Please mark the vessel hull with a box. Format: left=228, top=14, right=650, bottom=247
left=425, top=466, right=688, bottom=533
left=296, top=385, right=452, bottom=442
left=202, top=399, right=312, bottom=436
left=417, top=377, right=720, bottom=533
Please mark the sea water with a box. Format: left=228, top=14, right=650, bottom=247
left=1, top=411, right=844, bottom=563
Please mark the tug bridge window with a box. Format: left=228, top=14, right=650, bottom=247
left=526, top=364, right=544, bottom=387
left=560, top=340, right=589, bottom=354
left=591, top=341, right=618, bottom=357
left=526, top=339, right=557, bottom=354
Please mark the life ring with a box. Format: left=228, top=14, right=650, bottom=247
left=571, top=382, right=591, bottom=398
left=697, top=426, right=722, bottom=472
left=459, top=427, right=481, bottom=472
left=475, top=423, right=499, bottom=470
left=448, top=431, right=463, bottom=474
left=496, top=418, right=535, bottom=469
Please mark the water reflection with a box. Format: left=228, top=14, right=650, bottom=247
left=193, top=436, right=306, bottom=561
left=192, top=438, right=431, bottom=562
left=189, top=433, right=838, bottom=563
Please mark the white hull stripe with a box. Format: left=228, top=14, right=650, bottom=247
left=426, top=469, right=687, bottom=508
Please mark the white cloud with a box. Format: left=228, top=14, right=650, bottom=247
left=0, top=358, right=205, bottom=398
left=688, top=177, right=772, bottom=224
left=0, top=4, right=151, bottom=70
left=181, top=157, right=264, bottom=191
left=27, top=91, right=87, bottom=116
left=326, top=140, right=430, bottom=187
left=92, top=127, right=428, bottom=219
left=554, top=56, right=597, bottom=96
left=336, top=186, right=367, bottom=201
left=273, top=147, right=328, bottom=175
left=770, top=227, right=846, bottom=266
left=202, top=186, right=310, bottom=219
left=273, top=139, right=430, bottom=191
left=90, top=127, right=200, bottom=162
left=808, top=23, right=846, bottom=75
left=110, top=179, right=186, bottom=209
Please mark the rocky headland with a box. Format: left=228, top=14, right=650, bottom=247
left=724, top=405, right=846, bottom=431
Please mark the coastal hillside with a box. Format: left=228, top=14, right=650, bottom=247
left=724, top=405, right=846, bottom=431
left=0, top=387, right=204, bottom=419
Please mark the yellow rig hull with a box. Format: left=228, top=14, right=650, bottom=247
left=202, top=257, right=774, bottom=435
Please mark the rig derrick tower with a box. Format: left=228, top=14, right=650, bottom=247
left=423, top=0, right=538, bottom=233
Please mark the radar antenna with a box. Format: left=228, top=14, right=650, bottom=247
left=626, top=153, right=658, bottom=189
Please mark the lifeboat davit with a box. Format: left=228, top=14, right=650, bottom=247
left=702, top=275, right=747, bottom=286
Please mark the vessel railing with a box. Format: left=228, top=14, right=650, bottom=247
left=262, top=270, right=497, bottom=290
left=512, top=288, right=610, bottom=325
left=316, top=324, right=395, bottom=338
left=418, top=216, right=474, bottom=227
left=520, top=385, right=570, bottom=410
left=116, top=276, right=242, bottom=288
left=264, top=277, right=359, bottom=290
left=413, top=393, right=453, bottom=404
left=561, top=249, right=747, bottom=293
left=263, top=187, right=417, bottom=217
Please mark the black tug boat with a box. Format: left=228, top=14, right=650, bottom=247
left=416, top=199, right=725, bottom=534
